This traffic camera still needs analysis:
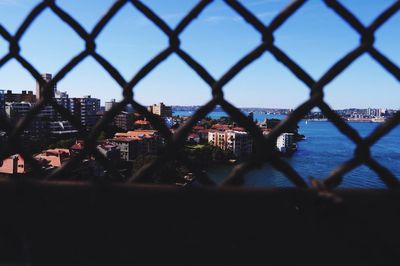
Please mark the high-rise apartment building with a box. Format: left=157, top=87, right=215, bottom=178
left=36, top=73, right=56, bottom=100
left=70, top=96, right=100, bottom=128
left=367, top=108, right=383, bottom=118
left=148, top=102, right=172, bottom=117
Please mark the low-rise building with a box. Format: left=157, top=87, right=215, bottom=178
left=109, top=130, right=160, bottom=161
left=97, top=142, right=121, bottom=160
left=0, top=154, right=26, bottom=174
left=34, top=149, right=71, bottom=169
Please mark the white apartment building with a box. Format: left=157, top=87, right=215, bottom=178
left=276, top=133, right=295, bottom=153
left=227, top=131, right=253, bottom=157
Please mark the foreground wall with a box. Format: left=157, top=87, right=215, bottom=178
left=0, top=179, right=399, bottom=266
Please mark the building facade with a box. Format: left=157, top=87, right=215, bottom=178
left=34, top=149, right=71, bottom=169
left=109, top=130, right=160, bottom=161
left=5, top=102, right=31, bottom=121
left=367, top=108, right=383, bottom=118
left=226, top=131, right=253, bottom=157
left=0, top=90, right=4, bottom=116
left=55, top=92, right=71, bottom=120
left=114, top=111, right=134, bottom=131
left=4, top=90, right=36, bottom=103
left=49, top=121, right=79, bottom=139
left=148, top=102, right=172, bottom=118
left=5, top=102, right=51, bottom=140
left=208, top=130, right=253, bottom=157
left=105, top=99, right=117, bottom=112
left=36, top=73, right=56, bottom=101
left=276, top=133, right=295, bottom=153
left=0, top=154, right=26, bottom=174
left=70, top=96, right=100, bottom=128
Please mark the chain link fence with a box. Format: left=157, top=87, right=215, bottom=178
left=0, top=0, right=399, bottom=190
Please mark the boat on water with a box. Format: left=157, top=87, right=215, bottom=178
left=346, top=117, right=386, bottom=123
left=371, top=117, right=385, bottom=123
left=306, top=118, right=328, bottom=122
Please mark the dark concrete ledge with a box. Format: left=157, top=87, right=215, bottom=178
left=0, top=179, right=399, bottom=266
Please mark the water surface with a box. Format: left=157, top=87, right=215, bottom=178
left=174, top=111, right=400, bottom=188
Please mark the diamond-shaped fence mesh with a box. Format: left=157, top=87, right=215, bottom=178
left=0, top=0, right=399, bottom=190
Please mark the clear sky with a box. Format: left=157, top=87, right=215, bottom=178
left=0, top=0, right=399, bottom=109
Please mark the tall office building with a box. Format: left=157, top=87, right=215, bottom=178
left=36, top=73, right=56, bottom=100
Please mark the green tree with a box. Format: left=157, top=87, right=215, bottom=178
left=132, top=155, right=189, bottom=184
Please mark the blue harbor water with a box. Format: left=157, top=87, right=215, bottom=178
left=174, top=111, right=400, bottom=188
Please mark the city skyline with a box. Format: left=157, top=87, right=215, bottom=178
left=0, top=86, right=397, bottom=111
left=0, top=0, right=399, bottom=109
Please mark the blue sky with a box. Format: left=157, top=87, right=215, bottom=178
left=0, top=0, right=399, bottom=109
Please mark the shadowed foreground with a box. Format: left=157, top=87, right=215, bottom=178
left=0, top=179, right=399, bottom=266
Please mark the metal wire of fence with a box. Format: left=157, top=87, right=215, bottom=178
left=0, top=0, right=399, bottom=190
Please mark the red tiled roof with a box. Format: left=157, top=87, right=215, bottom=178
left=134, top=120, right=150, bottom=125
left=192, top=125, right=205, bottom=130
left=71, top=142, right=84, bottom=150
left=115, top=130, right=157, bottom=138
left=232, top=127, right=246, bottom=132
left=211, top=124, right=231, bottom=130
